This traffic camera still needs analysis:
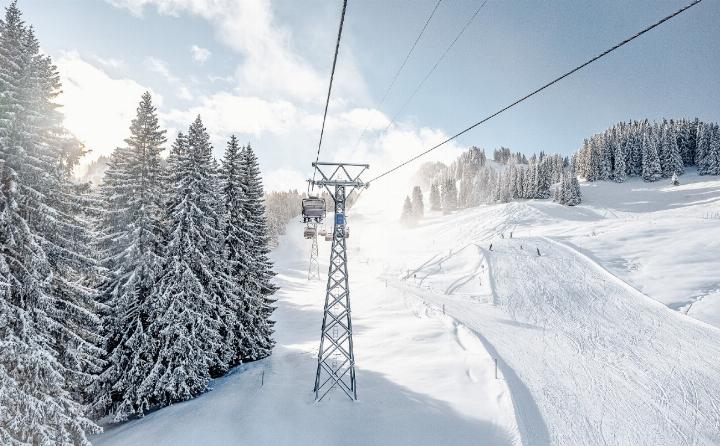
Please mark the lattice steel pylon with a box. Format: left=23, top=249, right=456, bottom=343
left=310, top=162, right=368, bottom=401
left=308, top=222, right=320, bottom=280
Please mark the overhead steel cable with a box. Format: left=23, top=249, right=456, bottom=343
left=354, top=0, right=444, bottom=146
left=366, top=0, right=704, bottom=185
left=311, top=0, right=348, bottom=190
left=380, top=0, right=489, bottom=136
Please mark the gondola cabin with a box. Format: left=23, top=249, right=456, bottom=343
left=303, top=226, right=317, bottom=239
left=302, top=196, right=326, bottom=223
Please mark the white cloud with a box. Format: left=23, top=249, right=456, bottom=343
left=162, top=92, right=304, bottom=137
left=145, top=56, right=193, bottom=100
left=56, top=51, right=155, bottom=161
left=263, top=167, right=307, bottom=192
left=108, top=0, right=345, bottom=103
left=145, top=56, right=177, bottom=81
left=190, top=44, right=211, bottom=64
left=94, top=55, right=125, bottom=69
left=106, top=0, right=459, bottom=195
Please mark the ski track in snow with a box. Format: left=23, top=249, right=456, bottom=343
left=372, top=190, right=720, bottom=445
left=385, top=227, right=720, bottom=445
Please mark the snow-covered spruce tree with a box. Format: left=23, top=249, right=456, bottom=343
left=93, top=92, right=168, bottom=420
left=628, top=124, right=643, bottom=177
left=695, top=123, right=711, bottom=174
left=457, top=174, right=470, bottom=208
left=555, top=168, right=581, bottom=206
left=219, top=134, right=254, bottom=363
left=641, top=132, right=662, bottom=182
left=400, top=195, right=414, bottom=225
left=553, top=175, right=565, bottom=204
left=144, top=116, right=236, bottom=411
left=536, top=159, right=551, bottom=198
left=613, top=136, right=627, bottom=183
left=659, top=123, right=683, bottom=178
left=0, top=158, right=97, bottom=445
left=238, top=143, right=276, bottom=360
left=671, top=172, right=680, bottom=186
left=27, top=41, right=104, bottom=411
left=411, top=185, right=424, bottom=218
left=440, top=178, right=457, bottom=213
left=705, top=125, right=720, bottom=176
left=565, top=170, right=582, bottom=206
left=429, top=182, right=441, bottom=211
left=1, top=2, right=100, bottom=442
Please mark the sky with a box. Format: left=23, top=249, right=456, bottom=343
left=10, top=0, right=720, bottom=191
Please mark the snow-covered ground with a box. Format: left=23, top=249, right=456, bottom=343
left=95, top=169, right=720, bottom=446
left=96, top=213, right=521, bottom=446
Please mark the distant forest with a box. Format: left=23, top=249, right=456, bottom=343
left=575, top=119, right=720, bottom=182
left=402, top=118, right=719, bottom=223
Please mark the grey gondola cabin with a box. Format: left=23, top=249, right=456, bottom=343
left=302, top=196, right=327, bottom=222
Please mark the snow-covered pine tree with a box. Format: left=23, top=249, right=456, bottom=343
left=587, top=137, right=603, bottom=181
left=441, top=178, right=457, bottom=213
left=613, top=136, right=627, bottom=182
left=674, top=119, right=688, bottom=166
left=558, top=171, right=569, bottom=205
left=0, top=151, right=98, bottom=445
left=400, top=195, right=414, bottom=225
left=682, top=118, right=699, bottom=165
left=706, top=125, right=720, bottom=176
left=93, top=92, right=168, bottom=420
left=641, top=132, right=662, bottom=182
left=671, top=172, right=679, bottom=186
left=695, top=123, right=711, bottom=174
left=553, top=174, right=564, bottom=204
left=566, top=169, right=582, bottom=206
left=429, top=182, right=441, bottom=211
left=239, top=143, right=277, bottom=360
left=629, top=122, right=644, bottom=176
left=498, top=170, right=512, bottom=203
left=219, top=134, right=254, bottom=364
left=145, top=116, right=234, bottom=411
left=599, top=135, right=612, bottom=181
left=411, top=185, right=424, bottom=218
left=457, top=174, right=471, bottom=208
left=660, top=123, right=683, bottom=177
left=14, top=18, right=104, bottom=403
left=536, top=159, right=551, bottom=198
left=1, top=2, right=100, bottom=441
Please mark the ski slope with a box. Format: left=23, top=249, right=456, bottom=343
left=95, top=218, right=520, bottom=445
left=381, top=236, right=720, bottom=445
left=96, top=170, right=720, bottom=445
left=353, top=170, right=720, bottom=445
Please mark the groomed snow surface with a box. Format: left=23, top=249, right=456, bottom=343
left=96, top=170, right=720, bottom=446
